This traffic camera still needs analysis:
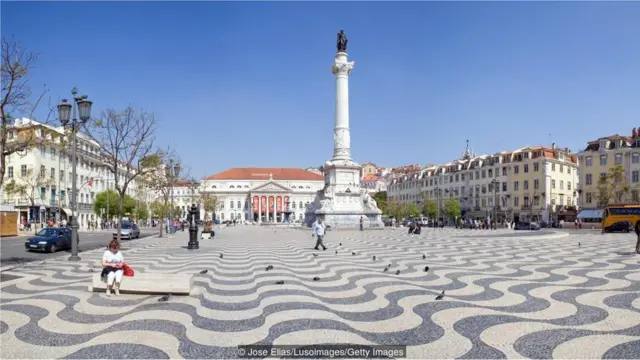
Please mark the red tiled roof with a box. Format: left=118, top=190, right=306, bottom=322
left=205, top=168, right=324, bottom=181
left=361, top=174, right=381, bottom=181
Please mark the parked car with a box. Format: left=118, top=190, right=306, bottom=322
left=113, top=222, right=140, bottom=240
left=25, top=227, right=76, bottom=253
left=411, top=217, right=428, bottom=227
left=514, top=222, right=541, bottom=230
left=603, top=221, right=632, bottom=233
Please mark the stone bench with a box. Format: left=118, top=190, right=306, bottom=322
left=88, top=272, right=194, bottom=295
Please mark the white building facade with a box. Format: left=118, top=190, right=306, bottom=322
left=2, top=118, right=153, bottom=227
left=201, top=168, right=324, bottom=223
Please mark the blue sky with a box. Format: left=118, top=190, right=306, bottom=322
left=3, top=1, right=639, bottom=179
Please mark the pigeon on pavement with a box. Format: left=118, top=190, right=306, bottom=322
left=158, top=294, right=171, bottom=302
left=313, top=253, right=318, bottom=257
left=199, top=270, right=208, bottom=274
left=422, top=254, right=426, bottom=260
left=339, top=243, right=342, bottom=246
left=335, top=250, right=338, bottom=255
left=435, top=291, right=445, bottom=300
left=372, top=255, right=376, bottom=261
left=265, top=265, right=274, bottom=271
left=352, top=252, right=356, bottom=256
left=275, top=280, right=285, bottom=285
left=219, top=254, right=223, bottom=259
left=395, top=270, right=401, bottom=275
left=383, top=266, right=389, bottom=272
left=313, top=276, right=320, bottom=281
left=424, top=266, right=430, bottom=272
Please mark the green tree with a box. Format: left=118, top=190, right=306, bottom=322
left=372, top=191, right=387, bottom=214
left=386, top=200, right=405, bottom=219
left=133, top=200, right=149, bottom=220
left=93, top=189, right=136, bottom=219
left=444, top=199, right=462, bottom=220
left=406, top=203, right=420, bottom=217
left=596, top=164, right=629, bottom=206
left=422, top=200, right=438, bottom=219
left=149, top=200, right=170, bottom=220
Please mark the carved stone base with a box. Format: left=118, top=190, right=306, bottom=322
left=304, top=161, right=383, bottom=229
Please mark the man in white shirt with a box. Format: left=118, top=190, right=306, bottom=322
left=312, top=218, right=327, bottom=250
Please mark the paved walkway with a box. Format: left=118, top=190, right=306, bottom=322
left=1, top=227, right=638, bottom=359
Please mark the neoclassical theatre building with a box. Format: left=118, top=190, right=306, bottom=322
left=201, top=168, right=324, bottom=223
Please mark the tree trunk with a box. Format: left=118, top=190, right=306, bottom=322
left=117, top=192, right=124, bottom=242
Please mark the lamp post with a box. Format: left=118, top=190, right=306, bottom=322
left=434, top=186, right=440, bottom=223
left=57, top=88, right=93, bottom=261
left=165, top=160, right=181, bottom=233
left=491, top=179, right=499, bottom=230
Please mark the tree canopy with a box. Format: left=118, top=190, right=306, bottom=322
left=596, top=164, right=629, bottom=206
left=372, top=191, right=387, bottom=214
left=444, top=199, right=462, bottom=219
left=93, top=189, right=136, bottom=218
left=422, top=199, right=438, bottom=219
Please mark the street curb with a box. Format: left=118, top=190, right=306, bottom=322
left=0, top=234, right=164, bottom=273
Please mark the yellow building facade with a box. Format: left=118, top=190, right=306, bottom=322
left=577, top=132, right=637, bottom=208
left=388, top=143, right=579, bottom=223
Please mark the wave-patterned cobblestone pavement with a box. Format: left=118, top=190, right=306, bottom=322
left=1, top=227, right=639, bottom=359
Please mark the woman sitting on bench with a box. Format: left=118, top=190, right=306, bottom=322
left=101, top=240, right=125, bottom=296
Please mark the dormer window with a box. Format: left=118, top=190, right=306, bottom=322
left=600, top=140, right=607, bottom=150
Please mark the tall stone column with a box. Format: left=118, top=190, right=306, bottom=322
left=331, top=52, right=355, bottom=161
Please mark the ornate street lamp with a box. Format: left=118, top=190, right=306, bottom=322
left=58, top=88, right=93, bottom=261
left=491, top=179, right=499, bottom=230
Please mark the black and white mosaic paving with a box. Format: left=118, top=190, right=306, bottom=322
left=1, top=227, right=639, bottom=359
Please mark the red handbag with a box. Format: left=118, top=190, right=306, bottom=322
left=122, top=264, right=134, bottom=277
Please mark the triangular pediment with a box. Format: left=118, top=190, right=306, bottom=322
left=251, top=181, right=291, bottom=193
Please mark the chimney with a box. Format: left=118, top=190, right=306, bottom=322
left=551, top=143, right=556, bottom=150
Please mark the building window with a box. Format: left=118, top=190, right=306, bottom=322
left=40, top=145, right=46, bottom=156
left=551, top=163, right=556, bottom=171
left=567, top=167, right=571, bottom=174
left=586, top=193, right=592, bottom=204
left=514, top=166, right=519, bottom=174
left=559, top=165, right=563, bottom=173
left=560, top=180, right=564, bottom=190
left=586, top=174, right=592, bottom=185
left=514, top=197, right=519, bottom=207
left=7, top=166, right=13, bottom=178
left=502, top=182, right=507, bottom=192
left=633, top=153, right=639, bottom=164
left=586, top=157, right=592, bottom=167
left=237, top=201, right=241, bottom=209
left=615, top=154, right=622, bottom=165
left=568, top=182, right=572, bottom=190
left=299, top=201, right=303, bottom=209
left=40, top=165, right=45, bottom=178
left=534, top=179, right=539, bottom=189
left=600, top=155, right=607, bottom=166
left=51, top=148, right=56, bottom=160
left=533, top=163, right=538, bottom=172
left=20, top=165, right=27, bottom=177
left=514, top=181, right=519, bottom=191
left=50, top=167, right=55, bottom=179
left=524, top=180, right=529, bottom=190
left=220, top=201, right=224, bottom=209
left=552, top=179, right=556, bottom=189
left=524, top=164, right=529, bottom=173
left=487, top=169, right=492, bottom=178
left=502, top=167, right=507, bottom=176
left=633, top=171, right=639, bottom=183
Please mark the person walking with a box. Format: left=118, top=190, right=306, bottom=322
left=359, top=216, right=364, bottom=231
left=312, top=218, right=327, bottom=251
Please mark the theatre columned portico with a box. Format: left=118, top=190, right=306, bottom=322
left=248, top=181, right=293, bottom=223
left=201, top=168, right=324, bottom=224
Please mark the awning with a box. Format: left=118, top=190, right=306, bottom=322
left=577, top=209, right=604, bottom=219
left=61, top=208, right=73, bottom=216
